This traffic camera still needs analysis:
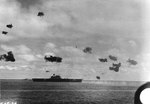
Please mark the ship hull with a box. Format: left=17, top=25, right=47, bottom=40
left=32, top=78, right=82, bottom=82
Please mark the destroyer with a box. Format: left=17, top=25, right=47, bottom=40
left=32, top=74, right=82, bottom=82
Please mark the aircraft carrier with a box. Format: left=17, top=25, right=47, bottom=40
left=32, top=74, right=82, bottom=82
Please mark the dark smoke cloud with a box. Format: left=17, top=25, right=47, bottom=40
left=109, top=55, right=117, bottom=61
left=99, top=58, right=107, bottom=62
left=109, top=63, right=121, bottom=72
left=96, top=76, right=100, bottom=79
left=2, top=31, right=8, bottom=35
left=0, top=51, right=15, bottom=62
left=83, top=47, right=92, bottom=54
left=6, top=24, right=13, bottom=28
left=37, top=12, right=44, bottom=17
left=127, top=59, right=137, bottom=65
left=46, top=70, right=50, bottom=72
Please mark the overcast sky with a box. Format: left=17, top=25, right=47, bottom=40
left=0, top=0, right=149, bottom=81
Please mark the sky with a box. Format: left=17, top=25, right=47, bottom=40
left=0, top=0, right=149, bottom=81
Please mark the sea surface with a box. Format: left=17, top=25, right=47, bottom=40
left=0, top=79, right=144, bottom=104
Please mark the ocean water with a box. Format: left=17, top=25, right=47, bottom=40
left=0, top=79, right=141, bottom=104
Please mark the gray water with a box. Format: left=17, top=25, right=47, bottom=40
left=0, top=79, right=141, bottom=104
